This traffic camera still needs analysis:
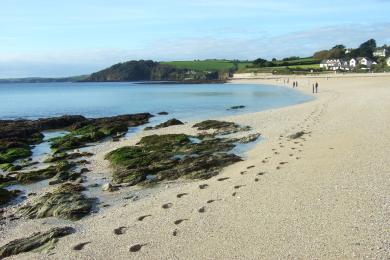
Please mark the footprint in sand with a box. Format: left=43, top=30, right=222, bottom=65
left=261, top=160, right=267, bottom=163
left=240, top=171, right=247, bottom=175
left=162, top=203, right=173, bottom=209
left=289, top=154, right=294, bottom=157
left=254, top=178, right=259, bottom=182
left=257, top=172, right=265, bottom=176
left=137, top=215, right=152, bottom=221
left=274, top=152, right=279, bottom=155
left=247, top=165, right=255, bottom=169
left=207, top=199, right=219, bottom=204
left=232, top=192, right=237, bottom=197
left=276, top=166, right=281, bottom=170
left=217, top=177, right=230, bottom=182
left=177, top=193, right=188, bottom=198
left=174, top=219, right=188, bottom=225
left=114, top=226, right=127, bottom=235
left=172, top=229, right=178, bottom=236
left=199, top=184, right=209, bottom=189
left=234, top=185, right=245, bottom=189
left=279, top=162, right=288, bottom=165
left=198, top=206, right=206, bottom=213
left=129, top=243, right=147, bottom=252
left=72, top=242, right=91, bottom=251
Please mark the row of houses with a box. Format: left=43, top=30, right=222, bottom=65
left=320, top=57, right=390, bottom=71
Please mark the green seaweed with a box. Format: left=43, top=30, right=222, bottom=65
left=106, top=134, right=242, bottom=185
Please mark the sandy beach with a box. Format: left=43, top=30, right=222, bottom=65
left=2, top=74, right=390, bottom=259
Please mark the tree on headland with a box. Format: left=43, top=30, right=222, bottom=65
left=358, top=39, right=376, bottom=59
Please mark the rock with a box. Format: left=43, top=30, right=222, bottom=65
left=0, top=116, right=88, bottom=164
left=18, top=183, right=93, bottom=221
left=157, top=112, right=169, bottom=115
left=105, top=134, right=242, bottom=186
left=228, top=105, right=245, bottom=110
left=102, top=183, right=116, bottom=192
left=289, top=131, right=305, bottom=139
left=144, top=118, right=184, bottom=130
left=193, top=120, right=250, bottom=135
left=0, top=147, right=32, bottom=164
left=44, top=152, right=93, bottom=163
left=236, top=133, right=261, bottom=144
left=0, top=227, right=75, bottom=258
left=16, top=161, right=73, bottom=184
left=48, top=171, right=81, bottom=185
left=50, top=113, right=153, bottom=153
left=0, top=188, right=17, bottom=205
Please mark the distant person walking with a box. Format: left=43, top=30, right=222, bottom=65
left=315, top=82, right=319, bottom=93
left=312, top=84, right=315, bottom=93
left=296, top=81, right=298, bottom=87
left=293, top=82, right=295, bottom=88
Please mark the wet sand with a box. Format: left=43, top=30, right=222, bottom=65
left=2, top=74, right=390, bottom=259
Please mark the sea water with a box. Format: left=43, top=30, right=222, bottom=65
left=0, top=82, right=312, bottom=121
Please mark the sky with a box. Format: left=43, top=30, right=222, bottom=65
left=1, top=0, right=390, bottom=78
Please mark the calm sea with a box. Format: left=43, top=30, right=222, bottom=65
left=0, top=82, right=312, bottom=121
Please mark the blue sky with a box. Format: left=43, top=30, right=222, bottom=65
left=1, top=0, right=390, bottom=78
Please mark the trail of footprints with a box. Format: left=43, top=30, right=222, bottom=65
left=73, top=101, right=330, bottom=254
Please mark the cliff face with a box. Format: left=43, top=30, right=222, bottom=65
left=83, top=60, right=227, bottom=82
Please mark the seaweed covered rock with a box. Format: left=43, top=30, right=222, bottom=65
left=18, top=183, right=93, bottom=221
left=16, top=161, right=73, bottom=184
left=48, top=171, right=81, bottom=185
left=0, top=163, right=22, bottom=172
left=0, top=146, right=32, bottom=164
left=193, top=120, right=250, bottom=135
left=106, top=134, right=242, bottom=185
left=0, top=175, right=17, bottom=188
left=50, top=113, right=153, bottom=153
left=145, top=118, right=184, bottom=130
left=0, top=115, right=88, bottom=164
left=44, top=151, right=93, bottom=163
left=0, top=226, right=75, bottom=258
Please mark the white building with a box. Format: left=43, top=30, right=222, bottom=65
left=387, top=57, right=390, bottom=66
left=320, top=59, right=343, bottom=70
left=358, top=57, right=373, bottom=67
left=349, top=58, right=357, bottom=68
left=373, top=48, right=387, bottom=57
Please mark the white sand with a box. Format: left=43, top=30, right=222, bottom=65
left=2, top=74, right=390, bottom=259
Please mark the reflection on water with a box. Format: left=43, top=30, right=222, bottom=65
left=31, top=130, right=69, bottom=162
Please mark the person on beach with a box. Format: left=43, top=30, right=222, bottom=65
left=312, top=84, right=315, bottom=93
left=315, top=82, right=319, bottom=93
left=296, top=81, right=298, bottom=87
left=293, top=81, right=296, bottom=88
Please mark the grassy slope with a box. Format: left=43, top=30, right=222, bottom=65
left=162, top=60, right=251, bottom=71
left=162, top=58, right=321, bottom=74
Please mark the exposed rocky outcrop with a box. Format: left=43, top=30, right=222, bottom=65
left=0, top=226, right=75, bottom=258
left=50, top=113, right=153, bottom=153
left=144, top=118, right=184, bottom=130
left=106, top=134, right=242, bottom=185
left=193, top=120, right=251, bottom=135
left=16, top=161, right=73, bottom=184
left=18, top=183, right=93, bottom=221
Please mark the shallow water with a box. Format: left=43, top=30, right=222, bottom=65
left=0, top=82, right=312, bottom=120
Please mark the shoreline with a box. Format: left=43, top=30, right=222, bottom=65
left=1, top=74, right=389, bottom=259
